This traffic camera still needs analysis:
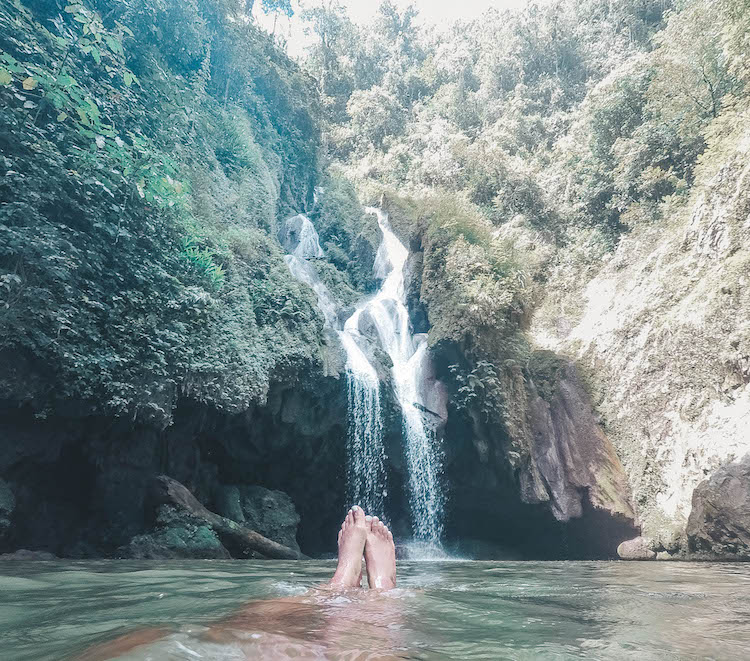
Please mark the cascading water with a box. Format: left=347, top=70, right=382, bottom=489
left=280, top=215, right=387, bottom=516
left=281, top=209, right=445, bottom=547
left=346, top=208, right=445, bottom=544
left=338, top=332, right=386, bottom=516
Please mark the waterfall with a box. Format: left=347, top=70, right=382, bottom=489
left=280, top=215, right=387, bottom=517
left=338, top=332, right=386, bottom=516
left=281, top=210, right=445, bottom=545
left=346, top=208, right=445, bottom=544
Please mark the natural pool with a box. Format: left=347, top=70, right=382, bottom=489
left=1, top=560, right=749, bottom=660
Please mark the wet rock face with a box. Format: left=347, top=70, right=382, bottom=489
left=278, top=214, right=324, bottom=259
left=0, top=368, right=350, bottom=558
left=215, top=485, right=301, bottom=552
left=617, top=536, right=656, bottom=560
left=529, top=135, right=750, bottom=546
left=442, top=351, right=638, bottom=558
left=525, top=360, right=636, bottom=524
left=0, top=479, right=14, bottom=547
left=687, top=455, right=750, bottom=559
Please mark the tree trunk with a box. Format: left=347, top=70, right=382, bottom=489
left=150, top=475, right=305, bottom=560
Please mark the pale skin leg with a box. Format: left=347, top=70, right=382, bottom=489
left=328, top=505, right=368, bottom=589
left=72, top=506, right=377, bottom=660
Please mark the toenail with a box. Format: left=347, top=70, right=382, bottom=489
left=365, top=515, right=372, bottom=521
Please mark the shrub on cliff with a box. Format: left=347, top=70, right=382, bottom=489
left=0, top=0, right=324, bottom=425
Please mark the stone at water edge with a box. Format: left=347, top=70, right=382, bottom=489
left=617, top=536, right=656, bottom=560
left=215, top=485, right=301, bottom=552
left=124, top=505, right=231, bottom=560
left=0, top=549, right=57, bottom=561
left=687, top=454, right=750, bottom=559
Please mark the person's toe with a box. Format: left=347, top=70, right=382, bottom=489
left=352, top=505, right=366, bottom=527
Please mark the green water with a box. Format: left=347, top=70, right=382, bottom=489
left=1, top=560, right=749, bottom=660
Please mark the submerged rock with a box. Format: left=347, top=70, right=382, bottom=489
left=617, top=536, right=656, bottom=560
left=215, top=485, right=301, bottom=552
left=687, top=455, right=750, bottom=559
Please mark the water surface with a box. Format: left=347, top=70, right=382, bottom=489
left=1, top=560, right=749, bottom=660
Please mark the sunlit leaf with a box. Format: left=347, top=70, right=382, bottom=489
left=91, top=47, right=101, bottom=64
left=57, top=112, right=68, bottom=121
left=0, top=69, right=11, bottom=86
left=22, top=76, right=38, bottom=90
left=57, top=74, right=76, bottom=88
left=123, top=71, right=133, bottom=87
left=104, top=36, right=123, bottom=55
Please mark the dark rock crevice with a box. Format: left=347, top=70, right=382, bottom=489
left=0, top=370, right=353, bottom=558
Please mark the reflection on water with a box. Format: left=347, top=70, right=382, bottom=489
left=1, top=560, right=750, bottom=660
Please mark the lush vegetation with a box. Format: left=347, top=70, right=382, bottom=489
left=0, top=0, right=339, bottom=425
left=295, top=0, right=749, bottom=424
left=2, top=0, right=749, bottom=431
left=303, top=0, right=748, bottom=242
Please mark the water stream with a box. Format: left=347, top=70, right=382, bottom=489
left=282, top=209, right=444, bottom=544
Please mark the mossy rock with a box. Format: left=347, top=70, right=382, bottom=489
left=124, top=506, right=230, bottom=559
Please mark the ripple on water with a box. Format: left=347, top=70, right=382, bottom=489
left=2, top=560, right=750, bottom=660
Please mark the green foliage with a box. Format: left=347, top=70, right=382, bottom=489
left=448, top=360, right=507, bottom=422
left=0, top=0, right=324, bottom=424
left=261, top=0, right=293, bottom=18
left=383, top=193, right=526, bottom=356
left=304, top=0, right=747, bottom=249
left=310, top=173, right=380, bottom=293
left=182, top=236, right=225, bottom=290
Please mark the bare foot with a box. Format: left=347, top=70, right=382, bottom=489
left=328, top=506, right=367, bottom=589
left=364, top=516, right=396, bottom=590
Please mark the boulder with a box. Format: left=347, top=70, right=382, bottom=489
left=124, top=505, right=231, bottom=560
left=687, top=455, right=750, bottom=559
left=0, top=479, right=14, bottom=545
left=617, top=536, right=656, bottom=560
left=278, top=214, right=324, bottom=259
left=0, top=549, right=57, bottom=561
left=216, top=485, right=301, bottom=552
left=149, top=476, right=304, bottom=559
